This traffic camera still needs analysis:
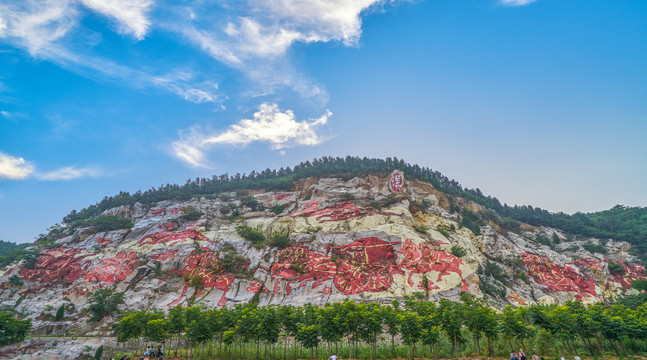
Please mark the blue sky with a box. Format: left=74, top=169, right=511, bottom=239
left=1, top=0, right=646, bottom=243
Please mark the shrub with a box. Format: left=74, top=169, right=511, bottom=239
left=0, top=310, right=31, bottom=346
left=241, top=196, right=264, bottom=211
left=55, top=304, right=65, bottom=321
left=482, top=262, right=506, bottom=282
left=479, top=278, right=506, bottom=299
left=450, top=245, right=467, bottom=258
left=94, top=345, right=104, bottom=360
left=534, top=233, right=552, bottom=247
left=436, top=225, right=451, bottom=238
left=413, top=225, right=428, bottom=234
left=8, top=275, right=23, bottom=286
left=72, top=215, right=133, bottom=232
left=88, top=289, right=124, bottom=322
left=583, top=242, right=607, bottom=254
left=21, top=250, right=40, bottom=269
left=270, top=205, right=285, bottom=215
left=236, top=224, right=266, bottom=247
left=217, top=250, right=250, bottom=275
left=179, top=206, right=203, bottom=222
left=608, top=261, right=625, bottom=275
left=268, top=229, right=290, bottom=249
left=341, top=193, right=355, bottom=201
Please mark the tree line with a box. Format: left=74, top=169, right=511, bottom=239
left=112, top=294, right=647, bottom=360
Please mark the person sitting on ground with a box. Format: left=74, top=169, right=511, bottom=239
left=532, top=353, right=539, bottom=360
left=519, top=348, right=527, bottom=360
left=329, top=353, right=338, bottom=360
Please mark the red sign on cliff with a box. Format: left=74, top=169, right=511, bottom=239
left=390, top=172, right=403, bottom=192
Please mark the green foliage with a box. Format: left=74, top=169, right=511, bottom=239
left=94, top=345, right=104, bottom=360
left=608, top=261, right=625, bottom=275
left=0, top=310, right=31, bottom=346
left=268, top=228, right=290, bottom=249
left=450, top=245, right=467, bottom=257
left=552, top=232, right=561, bottom=244
left=8, top=274, right=23, bottom=286
left=534, top=233, right=552, bottom=247
left=0, top=241, right=29, bottom=269
left=436, top=224, right=451, bottom=238
left=179, top=206, right=203, bottom=221
left=215, top=249, right=250, bottom=276
left=413, top=225, right=428, bottom=234
left=88, top=288, right=124, bottom=322
left=631, top=279, right=647, bottom=291
left=479, top=277, right=506, bottom=299
left=220, top=202, right=238, bottom=215
left=241, top=196, right=264, bottom=211
left=460, top=208, right=482, bottom=235
left=55, top=304, right=65, bottom=321
left=481, top=261, right=506, bottom=282
left=236, top=224, right=266, bottom=248
left=341, top=192, right=355, bottom=201
left=270, top=204, right=285, bottom=215
left=21, top=249, right=40, bottom=269
left=72, top=215, right=133, bottom=232
left=370, top=195, right=398, bottom=209
left=583, top=242, right=607, bottom=254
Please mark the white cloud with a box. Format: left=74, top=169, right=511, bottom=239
left=79, top=0, right=153, bottom=40
left=0, top=111, right=11, bottom=118
left=173, top=103, right=331, bottom=167
left=500, top=0, right=537, bottom=6
left=0, top=152, right=34, bottom=180
left=36, top=166, right=102, bottom=181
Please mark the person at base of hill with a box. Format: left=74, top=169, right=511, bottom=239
left=574, top=356, right=581, bottom=360
left=511, top=351, right=519, bottom=360
left=329, top=354, right=338, bottom=360
left=519, top=348, right=527, bottom=360
left=532, top=353, right=540, bottom=360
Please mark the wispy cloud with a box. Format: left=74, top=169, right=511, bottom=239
left=0, top=151, right=102, bottom=181
left=36, top=165, right=102, bottom=181
left=0, top=152, right=34, bottom=180
left=173, top=103, right=331, bottom=167
left=500, top=0, right=538, bottom=6
left=79, top=0, right=153, bottom=40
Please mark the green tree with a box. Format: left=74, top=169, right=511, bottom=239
left=296, top=324, right=320, bottom=360
left=88, top=289, right=124, bottom=322
left=55, top=304, right=65, bottom=321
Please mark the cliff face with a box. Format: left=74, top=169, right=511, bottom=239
left=0, top=171, right=643, bottom=335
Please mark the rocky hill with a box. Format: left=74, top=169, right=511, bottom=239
left=0, top=170, right=644, bottom=339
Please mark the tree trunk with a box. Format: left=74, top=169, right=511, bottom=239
left=311, top=347, right=315, bottom=360
left=617, top=339, right=629, bottom=356
left=487, top=336, right=493, bottom=356
left=391, top=335, right=396, bottom=358
left=474, top=333, right=481, bottom=355
left=609, top=339, right=620, bottom=357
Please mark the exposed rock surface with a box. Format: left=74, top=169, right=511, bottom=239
left=0, top=172, right=644, bottom=353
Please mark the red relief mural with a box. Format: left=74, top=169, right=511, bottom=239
left=168, top=249, right=248, bottom=307
left=96, top=237, right=112, bottom=246
left=13, top=247, right=92, bottom=285
left=398, top=239, right=468, bottom=291
left=291, top=200, right=401, bottom=222
left=390, top=173, right=403, bottom=192
left=270, top=238, right=404, bottom=295
left=139, top=222, right=213, bottom=246
left=522, top=252, right=599, bottom=300
left=159, top=222, right=179, bottom=231
left=150, top=250, right=179, bottom=261
left=150, top=209, right=166, bottom=216
left=83, top=251, right=141, bottom=285
left=273, top=192, right=291, bottom=200
left=607, top=259, right=646, bottom=288
left=246, top=281, right=270, bottom=294
left=574, top=257, right=604, bottom=271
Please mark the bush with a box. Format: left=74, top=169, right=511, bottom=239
left=217, top=250, right=250, bottom=275
left=8, top=275, right=23, bottom=286
left=179, top=206, right=203, bottom=222
left=534, top=233, right=552, bottom=247
left=94, top=345, right=104, bottom=360
left=482, top=262, right=506, bottom=282
left=236, top=224, right=266, bottom=247
left=55, top=304, right=65, bottom=321
left=450, top=245, right=467, bottom=257
left=413, top=225, right=428, bottom=234
left=583, top=242, right=607, bottom=254
left=436, top=224, right=451, bottom=238
left=608, top=261, right=625, bottom=275
left=268, top=229, right=290, bottom=249
left=72, top=215, right=133, bottom=232
left=21, top=250, right=40, bottom=269
left=88, top=289, right=124, bottom=322
left=0, top=310, right=31, bottom=346
left=241, top=196, right=264, bottom=211
left=270, top=205, right=285, bottom=215
left=479, top=277, right=506, bottom=299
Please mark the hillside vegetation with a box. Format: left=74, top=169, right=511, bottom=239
left=60, top=156, right=647, bottom=262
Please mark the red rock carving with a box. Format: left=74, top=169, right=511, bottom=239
left=151, top=250, right=179, bottom=261
left=96, top=237, right=112, bottom=246
left=574, top=257, right=604, bottom=271
left=607, top=259, right=646, bottom=288
left=168, top=249, right=249, bottom=307
left=398, top=239, right=468, bottom=291
left=291, top=201, right=400, bottom=222
left=151, top=209, right=166, bottom=216
left=84, top=251, right=141, bottom=285
left=270, top=238, right=403, bottom=295
left=273, top=192, right=291, bottom=200
left=522, top=252, right=598, bottom=300
left=139, top=222, right=213, bottom=246
left=13, top=247, right=92, bottom=285
left=390, top=173, right=403, bottom=192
